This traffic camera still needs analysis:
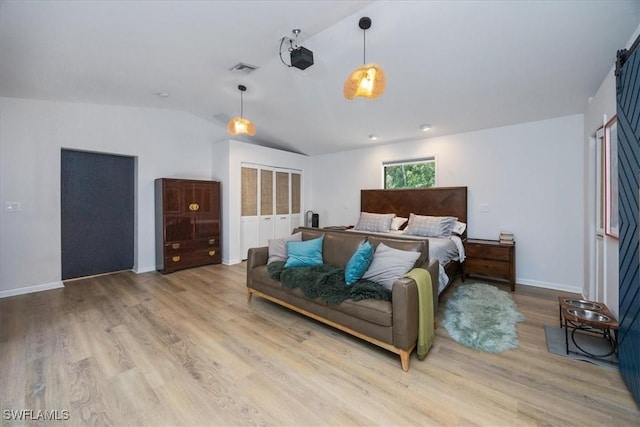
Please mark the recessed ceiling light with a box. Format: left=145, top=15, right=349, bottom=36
left=156, top=91, right=170, bottom=98
left=420, top=124, right=432, bottom=131
left=369, top=134, right=378, bottom=140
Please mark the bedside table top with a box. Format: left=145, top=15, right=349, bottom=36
left=466, top=238, right=514, bottom=246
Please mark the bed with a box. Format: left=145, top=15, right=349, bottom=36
left=352, top=186, right=468, bottom=295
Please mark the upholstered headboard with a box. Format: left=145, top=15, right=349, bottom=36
left=360, top=187, right=468, bottom=226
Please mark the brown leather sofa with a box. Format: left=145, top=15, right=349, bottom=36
left=246, top=227, right=439, bottom=371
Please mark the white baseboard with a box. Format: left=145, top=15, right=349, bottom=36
left=134, top=265, right=156, bottom=274
left=223, top=258, right=242, bottom=266
left=0, top=281, right=65, bottom=299
left=517, top=278, right=582, bottom=294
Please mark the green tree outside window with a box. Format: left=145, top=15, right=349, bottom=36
left=384, top=160, right=435, bottom=189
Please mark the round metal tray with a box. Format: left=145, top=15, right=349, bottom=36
left=567, top=308, right=611, bottom=323
left=562, top=299, right=603, bottom=311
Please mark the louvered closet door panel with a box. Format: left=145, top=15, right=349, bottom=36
left=616, top=40, right=640, bottom=406
left=241, top=167, right=258, bottom=216
left=275, top=171, right=291, bottom=238
left=290, top=172, right=302, bottom=230
left=259, top=168, right=274, bottom=247
left=241, top=166, right=259, bottom=259
left=291, top=172, right=301, bottom=214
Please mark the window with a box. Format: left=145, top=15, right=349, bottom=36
left=383, top=158, right=436, bottom=189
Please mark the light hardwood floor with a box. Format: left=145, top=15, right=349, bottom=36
left=1, top=263, right=638, bottom=426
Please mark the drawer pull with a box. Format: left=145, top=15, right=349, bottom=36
left=209, top=238, right=216, bottom=245
left=209, top=250, right=216, bottom=256
left=172, top=256, right=181, bottom=262
left=188, top=203, right=200, bottom=211
left=172, top=243, right=180, bottom=249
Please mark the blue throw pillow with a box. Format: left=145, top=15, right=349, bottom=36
left=344, top=241, right=374, bottom=285
left=284, top=236, right=324, bottom=268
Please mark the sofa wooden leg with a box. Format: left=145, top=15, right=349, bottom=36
left=247, top=289, right=253, bottom=302
left=400, top=350, right=410, bottom=372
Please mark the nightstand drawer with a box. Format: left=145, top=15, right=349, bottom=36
left=465, top=243, right=511, bottom=261
left=465, top=259, right=510, bottom=279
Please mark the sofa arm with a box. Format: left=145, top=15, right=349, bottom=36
left=246, top=247, right=268, bottom=287
left=391, top=259, right=439, bottom=351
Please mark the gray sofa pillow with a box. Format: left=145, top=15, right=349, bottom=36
left=362, top=243, right=420, bottom=290
left=268, top=232, right=302, bottom=264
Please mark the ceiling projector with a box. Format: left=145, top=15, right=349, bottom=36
left=290, top=46, right=314, bottom=70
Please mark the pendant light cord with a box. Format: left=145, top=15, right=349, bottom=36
left=240, top=91, right=244, bottom=118
left=362, top=29, right=366, bottom=64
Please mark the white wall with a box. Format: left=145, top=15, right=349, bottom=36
left=212, top=140, right=310, bottom=265
left=0, top=97, right=217, bottom=297
left=310, top=115, right=585, bottom=292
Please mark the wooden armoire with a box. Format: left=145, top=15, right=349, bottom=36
left=155, top=178, right=221, bottom=273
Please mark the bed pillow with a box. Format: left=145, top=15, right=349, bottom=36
left=404, top=213, right=458, bottom=238
left=268, top=232, right=302, bottom=264
left=284, top=236, right=324, bottom=268
left=362, top=243, right=421, bottom=290
left=353, top=212, right=396, bottom=233
left=390, top=216, right=409, bottom=231
left=452, top=221, right=467, bottom=236
left=344, top=241, right=374, bottom=286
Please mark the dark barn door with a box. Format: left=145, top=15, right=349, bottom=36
left=616, top=36, right=640, bottom=405
left=61, top=149, right=135, bottom=280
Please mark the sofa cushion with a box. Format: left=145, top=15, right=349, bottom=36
left=268, top=232, right=302, bottom=264
left=322, top=232, right=367, bottom=268
left=331, top=298, right=393, bottom=327
left=345, top=241, right=374, bottom=285
left=285, top=236, right=324, bottom=267
left=362, top=243, right=421, bottom=290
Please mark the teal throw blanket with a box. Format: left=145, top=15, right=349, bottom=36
left=267, top=262, right=390, bottom=305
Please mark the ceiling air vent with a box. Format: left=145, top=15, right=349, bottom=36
left=229, top=62, right=259, bottom=73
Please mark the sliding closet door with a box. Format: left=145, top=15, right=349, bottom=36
left=616, top=38, right=640, bottom=405
left=240, top=164, right=303, bottom=259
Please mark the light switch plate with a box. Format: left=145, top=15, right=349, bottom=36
left=5, top=202, right=21, bottom=212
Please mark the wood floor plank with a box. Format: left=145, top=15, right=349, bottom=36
left=1, top=263, right=638, bottom=426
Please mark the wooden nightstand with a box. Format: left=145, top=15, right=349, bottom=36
left=463, top=239, right=516, bottom=291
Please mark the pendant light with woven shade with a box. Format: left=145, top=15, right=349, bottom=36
left=344, top=17, right=386, bottom=100
left=227, top=84, right=256, bottom=136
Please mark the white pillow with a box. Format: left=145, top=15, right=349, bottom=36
left=353, top=212, right=396, bottom=233
left=362, top=243, right=421, bottom=290
left=267, top=232, right=302, bottom=264
left=453, top=221, right=467, bottom=236
left=404, top=213, right=457, bottom=238
left=390, top=216, right=408, bottom=231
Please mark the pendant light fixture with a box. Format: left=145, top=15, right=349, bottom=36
left=227, top=84, right=256, bottom=136
left=343, top=17, right=386, bottom=100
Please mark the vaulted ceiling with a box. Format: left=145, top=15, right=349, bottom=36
left=1, top=1, right=638, bottom=156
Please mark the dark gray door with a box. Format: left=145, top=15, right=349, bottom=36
left=616, top=36, right=640, bottom=405
left=61, top=149, right=135, bottom=280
